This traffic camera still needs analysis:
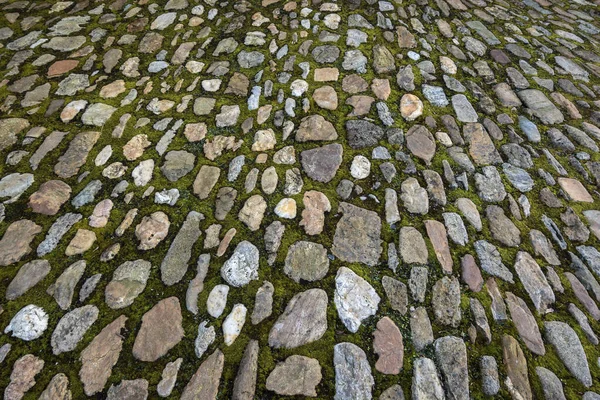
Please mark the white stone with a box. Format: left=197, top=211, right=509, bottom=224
left=223, top=304, right=247, bottom=346
left=4, top=304, right=48, bottom=341
left=207, top=284, right=229, bottom=318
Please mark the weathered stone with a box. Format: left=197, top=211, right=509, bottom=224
left=51, top=305, right=99, bottom=355
left=334, top=342, right=374, bottom=400
left=373, top=317, right=403, bottom=375
left=79, top=315, right=128, bottom=396
left=284, top=241, right=329, bottom=282
left=132, top=297, right=184, bottom=362
left=161, top=211, right=203, bottom=285
left=266, top=355, right=322, bottom=397
left=181, top=350, right=224, bottom=400
left=269, top=288, right=328, bottom=349
left=105, top=260, right=151, bottom=309
left=332, top=202, right=382, bottom=266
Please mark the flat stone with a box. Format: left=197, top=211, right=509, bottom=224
left=545, top=321, right=592, bottom=387
left=6, top=259, right=50, bottom=300
left=335, top=267, right=380, bottom=333
left=505, top=292, right=545, bottom=355
left=334, top=343, right=374, bottom=400
left=5, top=354, right=44, bottom=400
left=502, top=335, right=532, bottom=400
left=232, top=340, right=259, bottom=400
left=105, top=260, right=151, bottom=309
left=4, top=304, right=48, bottom=341
left=79, top=315, right=128, bottom=396
left=161, top=211, right=203, bottom=286
left=268, top=288, right=328, bottom=349
left=284, top=241, right=329, bottom=283
left=434, top=336, right=469, bottom=400
left=332, top=202, right=382, bottom=266
left=373, top=317, right=403, bottom=375
left=514, top=251, right=555, bottom=313
left=266, top=355, right=322, bottom=397
left=405, top=125, right=435, bottom=163
left=51, top=305, right=98, bottom=355
left=132, top=297, right=184, bottom=362
left=221, top=240, right=259, bottom=287
left=181, top=350, right=224, bottom=400
left=135, top=211, right=170, bottom=250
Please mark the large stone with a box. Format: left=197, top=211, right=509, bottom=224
left=335, top=267, right=381, bottom=333
left=0, top=173, right=34, bottom=202
left=193, top=165, right=220, bottom=199
left=54, top=131, right=101, bottom=178
left=373, top=317, right=403, bottom=375
left=334, top=342, right=374, bottom=400
left=51, top=305, right=99, bottom=355
left=296, top=115, right=338, bottom=141
left=238, top=195, right=267, bottom=231
left=0, top=220, right=42, bottom=266
left=0, top=118, right=29, bottom=151
left=106, top=379, right=148, bottom=400
left=505, top=292, right=545, bottom=355
left=47, top=260, right=86, bottom=310
left=39, top=373, right=71, bottom=400
left=284, top=241, right=329, bottom=282
left=28, top=180, right=71, bottom=215
left=502, top=335, right=532, bottom=400
left=269, top=288, right=328, bottom=349
left=346, top=120, right=385, bottom=149
left=432, top=276, right=461, bottom=327
left=181, top=350, right=224, bottom=400
left=132, top=297, right=184, bottom=362
left=105, top=260, right=151, bottom=309
left=424, top=220, right=453, bottom=273
left=514, top=251, right=555, bottom=313
left=435, top=336, right=469, bottom=400
left=135, top=211, right=170, bottom=250
left=161, top=211, right=203, bottom=285
left=266, top=355, right=322, bottom=397
left=232, top=340, right=259, bottom=400
left=412, top=357, right=445, bottom=400
left=518, top=89, right=564, bottom=124
left=4, top=304, right=48, bottom=341
left=79, top=315, right=128, bottom=396
left=5, top=354, right=44, bottom=400
left=545, top=321, right=592, bottom=387
left=332, top=202, right=382, bottom=266
left=301, top=143, right=343, bottom=183
left=6, top=259, right=50, bottom=300
left=221, top=240, right=259, bottom=287
left=405, top=125, right=435, bottom=164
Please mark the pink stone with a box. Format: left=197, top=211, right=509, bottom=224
left=373, top=317, right=403, bottom=375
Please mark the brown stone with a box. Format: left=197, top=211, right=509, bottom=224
left=132, top=297, right=184, bottom=362
left=558, top=177, right=593, bottom=202
left=425, top=220, right=453, bottom=274
left=502, top=335, right=532, bottom=400
left=314, top=67, right=339, bottom=82
left=48, top=60, right=78, bottom=77
left=371, top=78, right=391, bottom=100
left=79, top=315, right=127, bottom=396
left=313, top=86, right=338, bottom=110
left=5, top=354, right=44, bottom=400
left=295, top=115, right=338, bottom=142
left=346, top=95, right=375, bottom=116
left=405, top=125, right=436, bottom=164
left=299, top=190, right=331, bottom=235
left=28, top=180, right=71, bottom=215
left=181, top=349, right=224, bottom=400
left=505, top=292, right=545, bottom=356
left=461, top=254, right=483, bottom=292
left=0, top=220, right=42, bottom=266
left=373, top=317, right=403, bottom=375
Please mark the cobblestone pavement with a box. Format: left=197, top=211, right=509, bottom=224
left=1, top=0, right=600, bottom=398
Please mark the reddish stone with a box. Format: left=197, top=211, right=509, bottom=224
left=373, top=317, right=403, bottom=375
left=461, top=254, right=483, bottom=292
left=425, top=220, right=453, bottom=273
left=48, top=60, right=78, bottom=77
